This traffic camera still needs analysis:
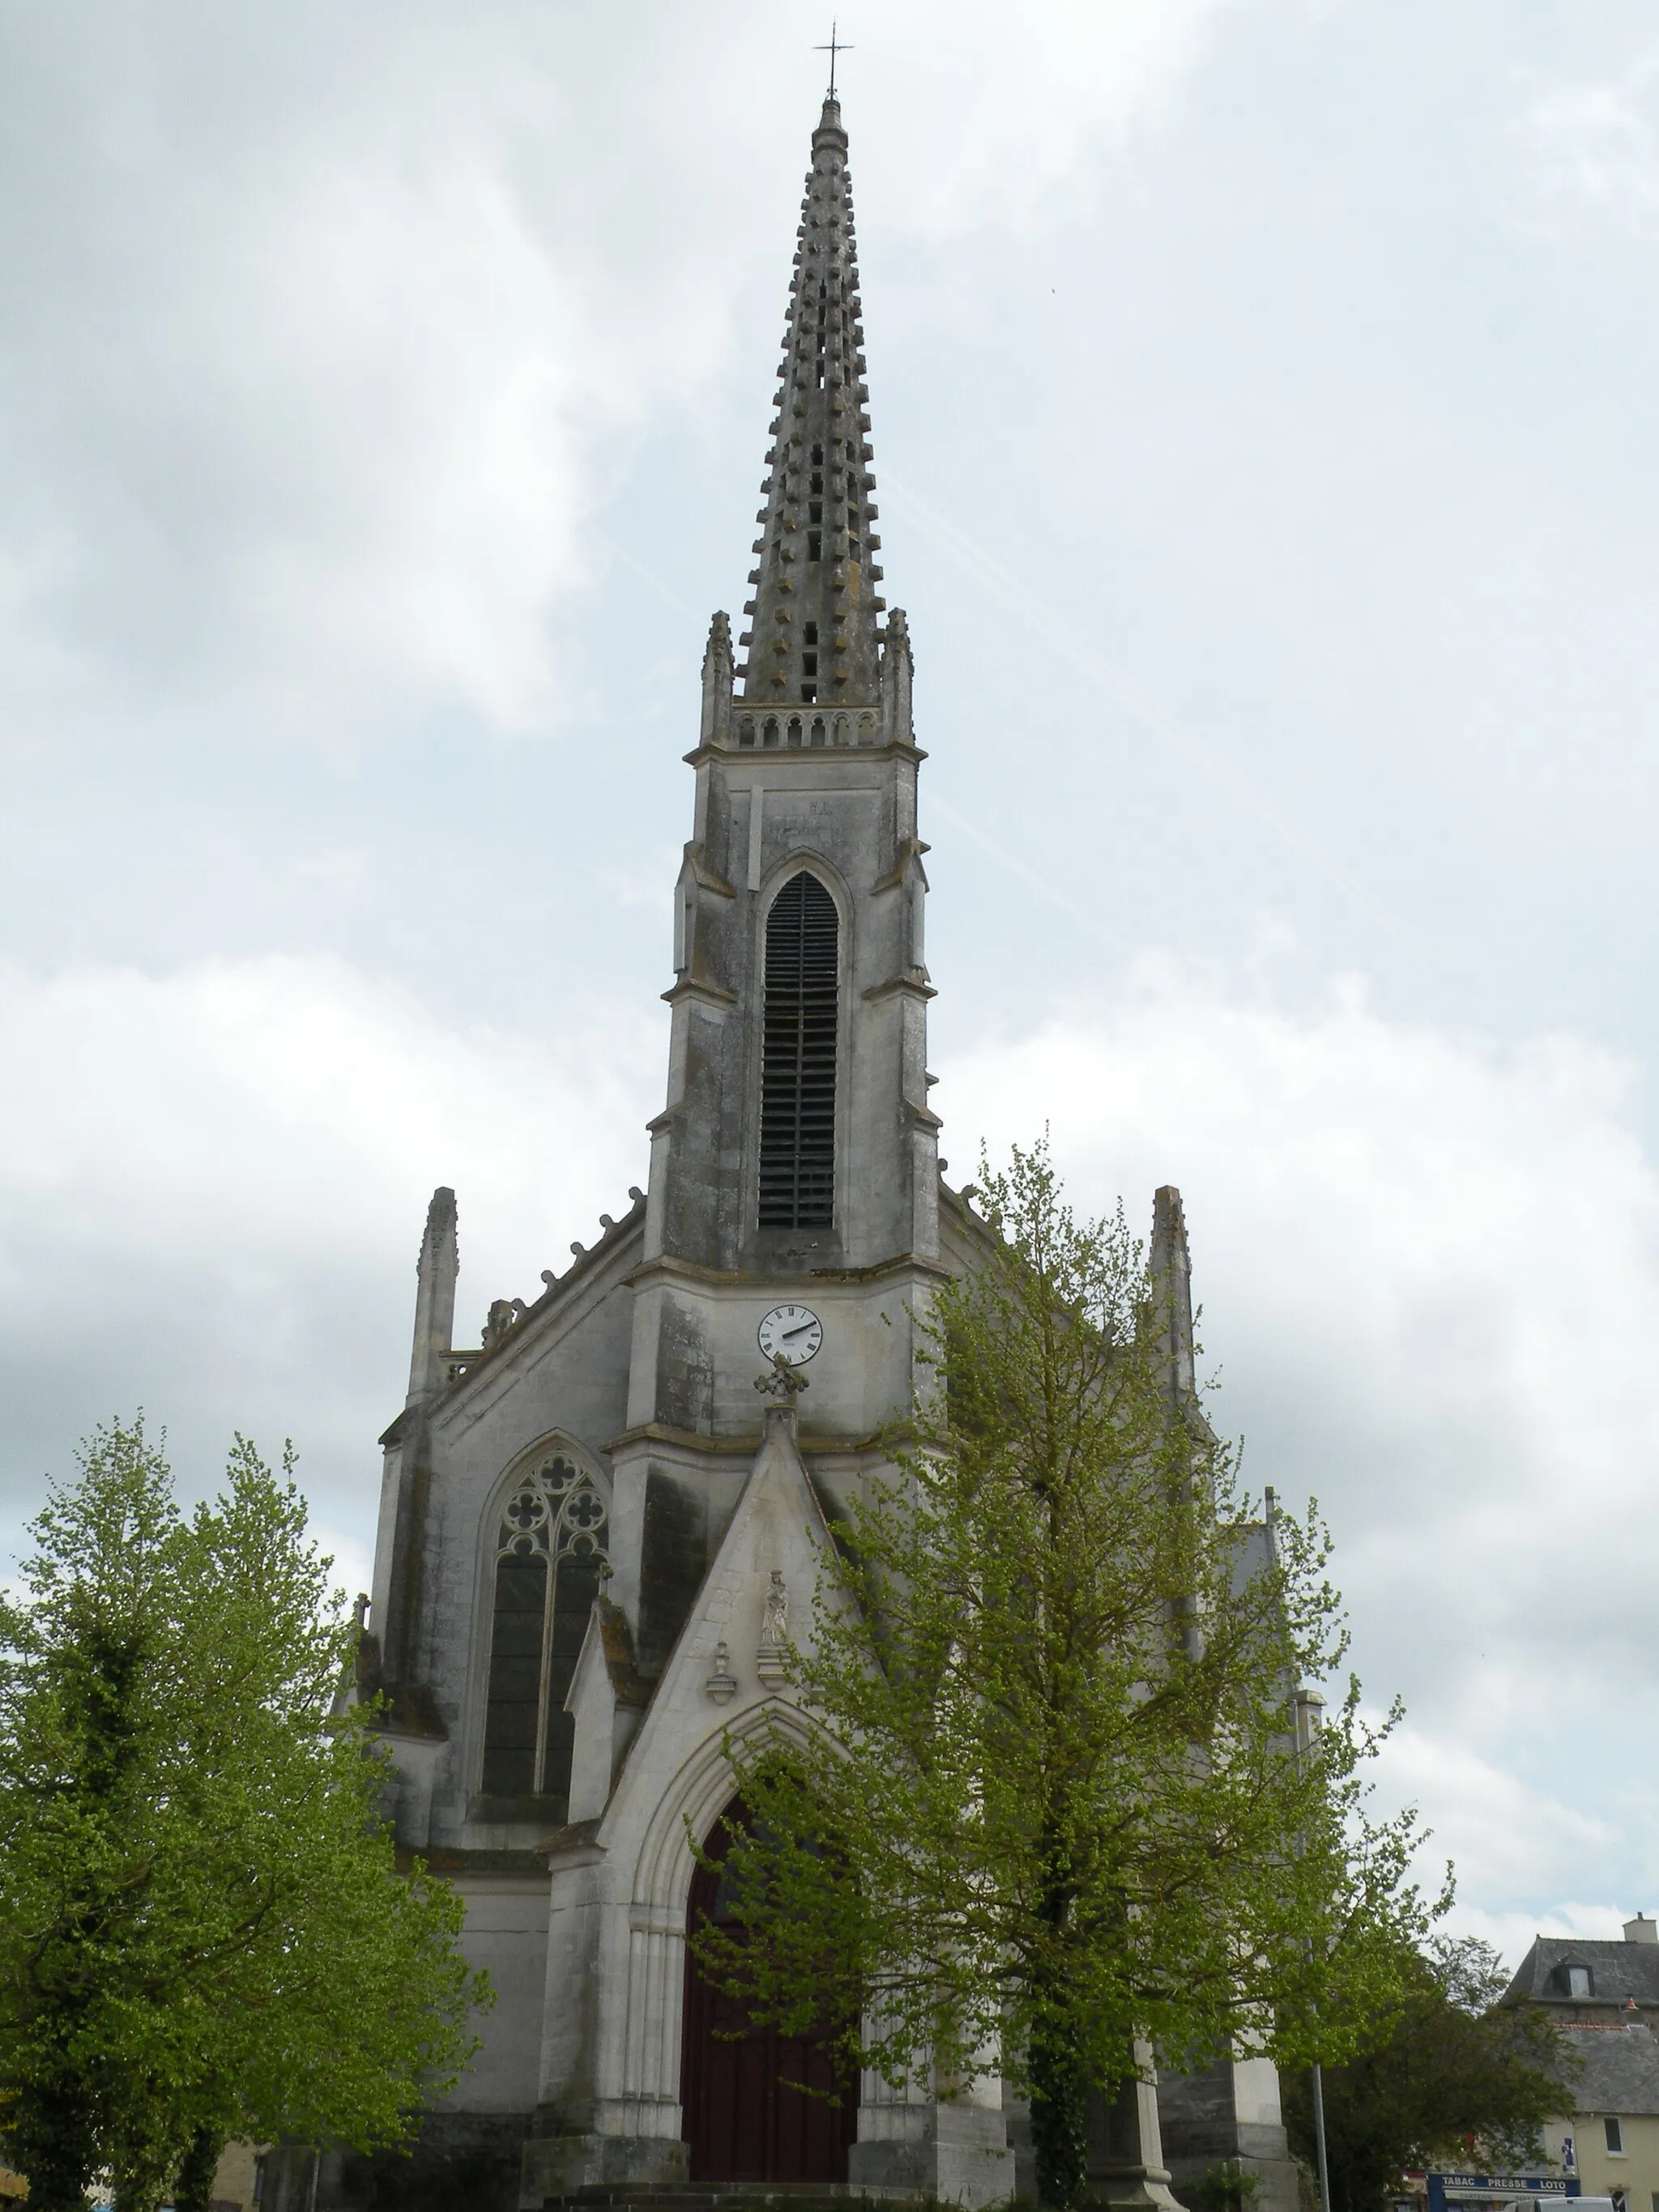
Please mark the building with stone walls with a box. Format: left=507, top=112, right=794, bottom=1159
left=305, top=87, right=1303, bottom=2212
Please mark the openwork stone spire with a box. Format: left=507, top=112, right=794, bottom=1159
left=736, top=95, right=885, bottom=707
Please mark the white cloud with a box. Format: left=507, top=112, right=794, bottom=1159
left=0, top=64, right=629, bottom=745
left=0, top=0, right=1234, bottom=752
left=229, top=151, right=597, bottom=737
left=836, top=0, right=1235, bottom=237
left=1509, top=49, right=1659, bottom=232
left=1376, top=1722, right=1615, bottom=1919
left=1456, top=1900, right=1629, bottom=1974
left=0, top=953, right=659, bottom=1533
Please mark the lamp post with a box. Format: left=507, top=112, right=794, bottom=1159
left=1292, top=1685, right=1334, bottom=2212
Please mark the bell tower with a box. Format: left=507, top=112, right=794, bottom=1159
left=610, top=88, right=942, bottom=1690
left=362, top=85, right=1015, bottom=2212
left=640, top=96, right=936, bottom=1299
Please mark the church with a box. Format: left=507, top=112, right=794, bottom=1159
left=347, top=87, right=1300, bottom=2212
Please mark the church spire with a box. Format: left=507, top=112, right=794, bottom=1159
left=736, top=95, right=885, bottom=708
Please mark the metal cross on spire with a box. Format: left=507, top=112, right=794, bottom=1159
left=814, top=21, right=852, bottom=96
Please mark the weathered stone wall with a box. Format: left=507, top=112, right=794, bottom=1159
left=260, top=2113, right=531, bottom=2212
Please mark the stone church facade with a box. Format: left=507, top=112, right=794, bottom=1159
left=343, top=92, right=1300, bottom=2212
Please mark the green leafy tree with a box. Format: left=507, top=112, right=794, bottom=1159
left=1282, top=1937, right=1574, bottom=2212
left=0, top=1417, right=488, bottom=2212
left=696, top=1142, right=1438, bottom=2211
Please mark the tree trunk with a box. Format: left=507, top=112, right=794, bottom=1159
left=174, top=2125, right=226, bottom=2212
left=1030, top=2019, right=1091, bottom=2210
left=10, top=2080, right=100, bottom=2212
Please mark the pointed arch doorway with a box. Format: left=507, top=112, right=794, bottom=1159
left=680, top=1803, right=857, bottom=2183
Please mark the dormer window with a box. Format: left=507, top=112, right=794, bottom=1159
left=1567, top=1963, right=1593, bottom=1997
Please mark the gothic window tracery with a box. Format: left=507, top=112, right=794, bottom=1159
left=480, top=1452, right=609, bottom=1805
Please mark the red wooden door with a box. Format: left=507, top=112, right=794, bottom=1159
left=680, top=1807, right=856, bottom=2183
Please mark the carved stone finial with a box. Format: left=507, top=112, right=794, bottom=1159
left=754, top=1351, right=809, bottom=1400
left=881, top=603, right=914, bottom=744
left=407, top=1186, right=459, bottom=1405
left=420, top=1185, right=458, bottom=1265
left=706, top=1639, right=738, bottom=1704
left=702, top=611, right=736, bottom=748
left=481, top=1297, right=523, bottom=1353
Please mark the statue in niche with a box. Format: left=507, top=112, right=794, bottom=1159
left=762, top=1571, right=789, bottom=1646
left=756, top=1571, right=791, bottom=1689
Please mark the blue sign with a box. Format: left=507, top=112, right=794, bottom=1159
left=1427, top=2177, right=1579, bottom=2212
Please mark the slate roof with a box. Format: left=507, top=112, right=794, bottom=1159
left=1503, top=1938, right=1659, bottom=2010
left=1557, top=2022, right=1659, bottom=2116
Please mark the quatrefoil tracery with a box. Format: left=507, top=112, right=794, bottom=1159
left=496, top=1455, right=608, bottom=1569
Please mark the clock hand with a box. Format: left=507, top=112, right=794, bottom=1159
left=782, top=1319, right=817, bottom=1339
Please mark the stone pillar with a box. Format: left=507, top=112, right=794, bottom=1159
left=1085, top=2039, right=1187, bottom=2212
left=848, top=2078, right=1014, bottom=2210
left=1158, top=2052, right=1300, bottom=2212
left=254, top=2143, right=316, bottom=2212
left=850, top=2030, right=1014, bottom=2212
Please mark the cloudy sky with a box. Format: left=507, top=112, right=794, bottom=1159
left=2, top=0, right=1657, bottom=1967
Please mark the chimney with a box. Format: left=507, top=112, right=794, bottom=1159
left=1624, top=1914, right=1657, bottom=1946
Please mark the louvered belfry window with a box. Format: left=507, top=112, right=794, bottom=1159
left=759, top=871, right=838, bottom=1228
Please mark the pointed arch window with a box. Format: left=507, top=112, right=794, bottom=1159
left=759, top=872, right=838, bottom=1229
left=480, top=1454, right=608, bottom=1805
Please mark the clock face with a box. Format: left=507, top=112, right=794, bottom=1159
left=757, top=1302, right=823, bottom=1367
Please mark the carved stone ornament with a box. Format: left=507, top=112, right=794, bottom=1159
left=705, top=1639, right=738, bottom=1704
left=762, top=1569, right=789, bottom=1644
left=481, top=1296, right=527, bottom=1352
left=756, top=1570, right=790, bottom=1688
left=754, top=1351, right=809, bottom=1400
